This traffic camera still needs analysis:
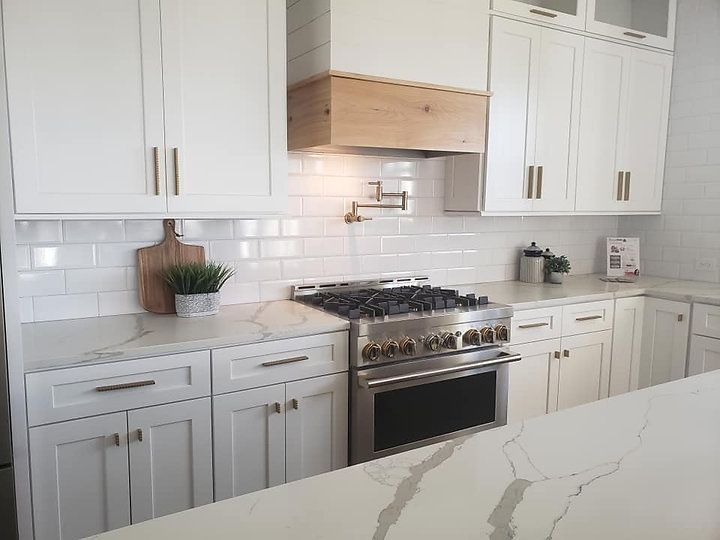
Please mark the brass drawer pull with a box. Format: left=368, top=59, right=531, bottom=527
left=554, top=351, right=561, bottom=359
left=96, top=380, right=156, bottom=392
left=678, top=314, right=684, bottom=322
left=624, top=171, right=631, bottom=201
left=536, top=165, right=543, bottom=199
left=261, top=355, right=309, bottom=367
left=576, top=315, right=603, bottom=322
left=527, top=165, right=535, bottom=199
left=273, top=402, right=282, bottom=414
left=563, top=349, right=570, bottom=358
left=113, top=433, right=120, bottom=447
left=291, top=398, right=299, bottom=410
left=529, top=8, right=558, bottom=18
left=173, top=147, right=181, bottom=195
left=624, top=31, right=646, bottom=39
left=518, top=322, right=549, bottom=329
left=137, top=428, right=143, bottom=442
left=153, top=147, right=161, bottom=196
left=617, top=171, right=624, bottom=201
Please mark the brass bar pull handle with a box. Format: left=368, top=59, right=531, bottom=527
left=624, top=172, right=631, bottom=201
left=96, top=380, right=156, bottom=392
left=113, top=433, right=120, bottom=447
left=173, top=147, right=181, bottom=195
left=273, top=402, right=282, bottom=414
left=554, top=351, right=561, bottom=359
left=291, top=398, right=299, bottom=410
left=518, top=322, right=550, bottom=329
left=153, top=147, right=161, bottom=196
left=617, top=171, right=624, bottom=201
left=261, top=355, right=309, bottom=367
left=624, top=31, right=647, bottom=39
left=678, top=314, right=684, bottom=322
left=529, top=8, right=558, bottom=18
left=527, top=166, right=535, bottom=199
left=137, top=428, right=143, bottom=442
left=576, top=315, right=603, bottom=322
left=536, top=166, right=543, bottom=199
left=563, top=350, right=570, bottom=358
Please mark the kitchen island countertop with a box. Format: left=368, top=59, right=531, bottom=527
left=91, top=370, right=720, bottom=539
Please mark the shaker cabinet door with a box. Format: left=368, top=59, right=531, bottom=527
left=492, top=0, right=587, bottom=31
left=3, top=0, right=167, bottom=214
left=609, top=296, right=645, bottom=396
left=507, top=339, right=559, bottom=423
left=161, top=0, right=287, bottom=214
left=585, top=0, right=677, bottom=51
left=639, top=298, right=690, bottom=388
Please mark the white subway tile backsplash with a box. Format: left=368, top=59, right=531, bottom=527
left=15, top=220, right=62, bottom=244
left=18, top=271, right=65, bottom=297
left=65, top=268, right=127, bottom=294
left=281, top=218, right=324, bottom=237
left=19, top=297, right=33, bottom=323
left=281, top=258, right=324, bottom=279
left=234, top=219, right=281, bottom=238
left=260, top=280, right=300, bottom=302
left=343, top=236, right=380, bottom=256
left=343, top=156, right=381, bottom=177
left=234, top=260, right=282, bottom=282
left=16, top=245, right=31, bottom=270
left=302, top=154, right=344, bottom=176
left=96, top=243, right=147, bottom=267
left=381, top=159, right=417, bottom=178
left=260, top=239, right=304, bottom=258
left=183, top=219, right=233, bottom=240
left=32, top=245, right=96, bottom=269
left=302, top=197, right=345, bottom=217
left=220, top=282, right=261, bottom=305
left=399, top=217, right=433, bottom=235
left=98, top=290, right=143, bottom=316
left=209, top=240, right=259, bottom=261
left=33, top=293, right=98, bottom=321
left=63, top=220, right=124, bottom=243
left=304, top=237, right=344, bottom=257
left=124, top=220, right=168, bottom=242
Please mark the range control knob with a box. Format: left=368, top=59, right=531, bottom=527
left=441, top=332, right=458, bottom=349
left=463, top=328, right=482, bottom=346
left=399, top=337, right=417, bottom=356
left=381, top=339, right=400, bottom=358
left=424, top=333, right=441, bottom=351
left=362, top=342, right=382, bottom=362
left=494, top=324, right=509, bottom=342
left=480, top=327, right=495, bottom=344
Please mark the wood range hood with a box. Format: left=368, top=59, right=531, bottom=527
left=287, top=71, right=490, bottom=157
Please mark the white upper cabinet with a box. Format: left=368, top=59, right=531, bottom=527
left=162, top=0, right=287, bottom=214
left=287, top=0, right=490, bottom=90
left=3, top=0, right=287, bottom=216
left=485, top=18, right=582, bottom=213
left=493, top=0, right=587, bottom=30
left=4, top=0, right=167, bottom=214
left=586, top=0, right=677, bottom=51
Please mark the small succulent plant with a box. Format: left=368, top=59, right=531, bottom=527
left=545, top=255, right=571, bottom=275
left=162, top=262, right=234, bottom=295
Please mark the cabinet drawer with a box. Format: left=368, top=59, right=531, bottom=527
left=212, top=332, right=349, bottom=394
left=692, top=303, right=720, bottom=339
left=561, top=300, right=614, bottom=336
left=510, top=307, right=562, bottom=345
left=26, top=351, right=211, bottom=426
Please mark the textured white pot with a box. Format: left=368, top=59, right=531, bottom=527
left=175, top=292, right=221, bottom=317
left=548, top=272, right=564, bottom=284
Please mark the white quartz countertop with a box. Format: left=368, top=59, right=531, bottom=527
left=91, top=370, right=720, bottom=540
left=22, top=300, right=349, bottom=372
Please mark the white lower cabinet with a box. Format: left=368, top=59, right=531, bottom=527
left=213, top=373, right=348, bottom=501
left=128, top=399, right=213, bottom=523
left=551, top=330, right=612, bottom=411
left=688, top=336, right=720, bottom=376
left=507, top=339, right=560, bottom=423
left=29, top=413, right=131, bottom=540
left=609, top=296, right=645, bottom=396
left=639, top=298, right=690, bottom=388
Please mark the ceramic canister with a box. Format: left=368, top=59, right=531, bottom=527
left=519, top=242, right=545, bottom=284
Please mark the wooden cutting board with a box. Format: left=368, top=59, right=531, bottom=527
left=137, top=219, right=205, bottom=314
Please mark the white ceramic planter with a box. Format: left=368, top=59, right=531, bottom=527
left=548, top=272, right=564, bottom=284
left=175, top=292, right=221, bottom=318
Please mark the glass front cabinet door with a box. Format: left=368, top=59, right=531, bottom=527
left=492, top=0, right=587, bottom=30
left=586, top=0, right=677, bottom=50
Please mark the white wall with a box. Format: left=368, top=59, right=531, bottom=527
left=16, top=153, right=618, bottom=322
left=619, top=0, right=720, bottom=282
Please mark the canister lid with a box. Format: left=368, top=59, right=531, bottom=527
left=523, top=242, right=543, bottom=257
left=543, top=248, right=555, bottom=259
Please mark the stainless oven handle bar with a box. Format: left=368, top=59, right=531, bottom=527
left=358, top=352, right=522, bottom=389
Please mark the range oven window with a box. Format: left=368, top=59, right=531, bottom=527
left=373, top=371, right=497, bottom=452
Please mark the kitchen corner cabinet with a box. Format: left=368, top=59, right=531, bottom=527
left=484, top=17, right=583, bottom=214
left=213, top=373, right=348, bottom=500
left=29, top=398, right=212, bottom=540
left=639, top=298, right=690, bottom=388
left=3, top=0, right=287, bottom=216
left=575, top=38, right=672, bottom=213
left=609, top=296, right=645, bottom=396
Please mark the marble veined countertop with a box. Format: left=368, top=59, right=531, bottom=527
left=91, top=370, right=720, bottom=540
left=22, top=300, right=349, bottom=372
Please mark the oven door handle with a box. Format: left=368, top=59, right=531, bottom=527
left=358, top=352, right=522, bottom=389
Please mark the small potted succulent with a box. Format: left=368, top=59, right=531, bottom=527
left=545, top=255, right=571, bottom=285
left=162, top=262, right=234, bottom=317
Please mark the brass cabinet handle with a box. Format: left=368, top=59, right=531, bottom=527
left=617, top=171, right=624, bottom=201
left=624, top=31, right=647, bottom=39
left=291, top=398, right=299, bottom=410
left=529, top=8, right=558, bottom=18
left=261, top=355, right=309, bottom=367
left=536, top=165, right=543, bottom=199
left=624, top=171, right=631, bottom=201
left=96, top=380, right=156, bottom=392
left=273, top=402, right=282, bottom=414
left=678, top=314, right=684, bottom=322
left=173, top=147, right=181, bottom=195
left=563, top=349, right=570, bottom=358
left=527, top=166, right=535, bottom=199
left=152, top=147, right=161, bottom=195
left=137, top=428, right=143, bottom=442
left=576, top=315, right=603, bottom=322
left=518, top=322, right=549, bottom=329
left=554, top=351, right=561, bottom=359
left=113, top=433, right=120, bottom=447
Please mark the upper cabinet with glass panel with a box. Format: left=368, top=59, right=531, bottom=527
left=586, top=0, right=676, bottom=50
left=493, top=0, right=676, bottom=51
left=493, top=0, right=587, bottom=30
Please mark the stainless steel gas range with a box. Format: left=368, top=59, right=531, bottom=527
left=293, top=277, right=519, bottom=464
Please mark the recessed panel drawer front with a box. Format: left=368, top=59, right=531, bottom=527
left=510, top=307, right=563, bottom=345
left=26, top=351, right=211, bottom=426
left=212, top=332, right=349, bottom=394
left=692, top=303, right=720, bottom=339
left=561, top=300, right=615, bottom=336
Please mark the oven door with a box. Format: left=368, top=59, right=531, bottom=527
left=350, top=349, right=520, bottom=464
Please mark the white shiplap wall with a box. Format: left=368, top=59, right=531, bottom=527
left=619, top=0, right=720, bottom=282
left=16, top=153, right=618, bottom=322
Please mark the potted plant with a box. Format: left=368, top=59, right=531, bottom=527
left=162, top=262, right=235, bottom=317
left=545, top=255, right=571, bottom=284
